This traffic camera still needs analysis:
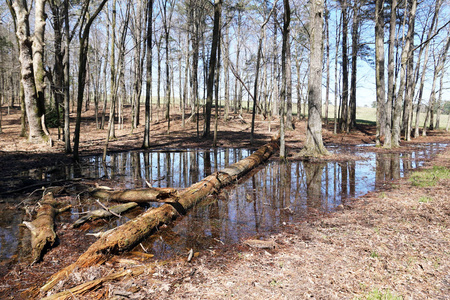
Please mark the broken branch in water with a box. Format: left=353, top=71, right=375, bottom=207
left=72, top=202, right=138, bottom=228
left=91, top=187, right=177, bottom=203
left=23, top=192, right=71, bottom=264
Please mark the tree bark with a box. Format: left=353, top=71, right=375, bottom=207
left=435, top=68, right=444, bottom=129
left=339, top=0, right=349, bottom=133
left=143, top=0, right=153, bottom=148
left=324, top=0, right=330, bottom=125
left=23, top=193, right=71, bottom=263
left=348, top=0, right=359, bottom=131
left=384, top=0, right=397, bottom=148
left=73, top=0, right=108, bottom=161
left=285, top=0, right=292, bottom=131
left=298, top=0, right=329, bottom=157
left=41, top=137, right=279, bottom=293
left=203, top=0, right=222, bottom=137
left=413, top=0, right=442, bottom=138
left=392, top=0, right=416, bottom=147
left=375, top=0, right=386, bottom=147
left=422, top=28, right=450, bottom=136
left=8, top=0, right=48, bottom=143
left=32, top=0, right=48, bottom=124
left=91, top=187, right=177, bottom=203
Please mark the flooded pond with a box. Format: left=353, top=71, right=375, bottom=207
left=0, top=143, right=448, bottom=265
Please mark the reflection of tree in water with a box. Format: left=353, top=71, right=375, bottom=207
left=304, top=162, right=325, bottom=209
left=132, top=152, right=141, bottom=181
left=376, top=153, right=401, bottom=185
left=204, top=150, right=211, bottom=176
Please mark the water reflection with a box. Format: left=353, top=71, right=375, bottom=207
left=137, top=144, right=448, bottom=259
left=0, top=143, right=447, bottom=263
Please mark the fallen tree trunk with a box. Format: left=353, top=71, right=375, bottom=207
left=91, top=187, right=177, bottom=203
left=41, top=138, right=279, bottom=293
left=72, top=202, right=139, bottom=228
left=23, top=193, right=71, bottom=264
left=41, top=267, right=145, bottom=300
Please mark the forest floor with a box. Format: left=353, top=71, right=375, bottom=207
left=0, top=106, right=450, bottom=299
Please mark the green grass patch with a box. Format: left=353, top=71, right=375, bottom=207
left=409, top=166, right=450, bottom=187
left=358, top=288, right=403, bottom=300
left=418, top=196, right=433, bottom=203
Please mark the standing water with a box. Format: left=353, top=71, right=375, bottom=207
left=0, top=143, right=447, bottom=264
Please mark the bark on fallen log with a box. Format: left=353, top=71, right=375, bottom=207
left=72, top=202, right=139, bottom=228
left=41, top=267, right=145, bottom=300
left=91, top=187, right=177, bottom=203
left=23, top=193, right=71, bottom=264
left=40, top=138, right=279, bottom=293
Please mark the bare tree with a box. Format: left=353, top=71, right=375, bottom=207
left=384, top=0, right=397, bottom=148
left=392, top=0, right=416, bottom=148
left=143, top=0, right=153, bottom=148
left=203, top=0, right=222, bottom=137
left=299, top=0, right=329, bottom=157
left=73, top=0, right=109, bottom=161
left=422, top=27, right=450, bottom=136
left=339, top=0, right=349, bottom=133
left=279, top=0, right=290, bottom=158
left=160, top=0, right=175, bottom=135
left=413, top=0, right=442, bottom=138
left=7, top=0, right=49, bottom=143
left=375, top=0, right=385, bottom=146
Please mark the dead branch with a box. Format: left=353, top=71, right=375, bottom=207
left=23, top=192, right=71, bottom=264
left=91, top=187, right=177, bottom=203
left=72, top=202, right=139, bottom=228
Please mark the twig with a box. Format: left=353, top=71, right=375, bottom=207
left=95, top=199, right=121, bottom=218
left=187, top=248, right=194, bottom=262
left=140, top=243, right=149, bottom=253
left=214, top=238, right=224, bottom=245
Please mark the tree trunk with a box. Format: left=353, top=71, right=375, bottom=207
left=285, top=0, right=292, bottom=132
left=162, top=1, right=174, bottom=135
left=279, top=0, right=291, bottom=158
left=73, top=0, right=108, bottom=161
left=41, top=137, right=279, bottom=293
left=49, top=0, right=64, bottom=140
left=339, top=0, right=348, bottom=133
left=422, top=30, right=450, bottom=136
left=107, top=0, right=117, bottom=142
left=143, top=0, right=153, bottom=148
left=203, top=0, right=222, bottom=137
left=213, top=19, right=221, bottom=147
left=299, top=0, right=329, bottom=157
left=32, top=0, right=48, bottom=132
left=324, top=1, right=330, bottom=125
left=375, top=0, right=386, bottom=147
left=334, top=12, right=341, bottom=135
left=348, top=0, right=359, bottom=131
left=435, top=69, right=444, bottom=129
left=413, top=0, right=442, bottom=138
left=224, top=17, right=230, bottom=121
left=392, top=0, right=416, bottom=147
left=384, top=0, right=397, bottom=148
left=9, top=0, right=48, bottom=143
left=403, top=29, right=415, bottom=141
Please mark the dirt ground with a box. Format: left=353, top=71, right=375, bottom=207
left=0, top=106, right=449, bottom=299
